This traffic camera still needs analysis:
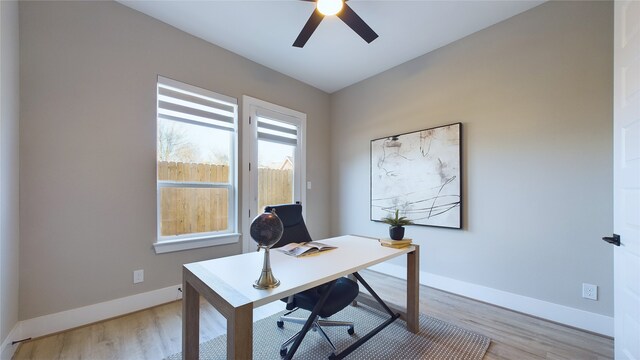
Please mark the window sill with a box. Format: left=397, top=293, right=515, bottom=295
left=154, top=233, right=241, bottom=254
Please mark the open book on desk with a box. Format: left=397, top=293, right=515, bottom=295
left=278, top=241, right=337, bottom=257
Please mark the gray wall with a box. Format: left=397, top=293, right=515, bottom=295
left=19, top=1, right=331, bottom=320
left=330, top=1, right=614, bottom=315
left=0, top=0, right=20, bottom=350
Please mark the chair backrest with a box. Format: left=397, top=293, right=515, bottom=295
left=264, top=203, right=312, bottom=248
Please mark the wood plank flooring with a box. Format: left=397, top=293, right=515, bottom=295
left=13, top=270, right=613, bottom=359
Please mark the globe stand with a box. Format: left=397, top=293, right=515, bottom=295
left=253, top=246, right=280, bottom=289
left=250, top=208, right=283, bottom=290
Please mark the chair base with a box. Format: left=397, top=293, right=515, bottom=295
left=277, top=313, right=355, bottom=357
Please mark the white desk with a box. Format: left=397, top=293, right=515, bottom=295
left=182, top=235, right=420, bottom=359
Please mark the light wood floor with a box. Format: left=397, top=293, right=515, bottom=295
left=14, top=270, right=613, bottom=360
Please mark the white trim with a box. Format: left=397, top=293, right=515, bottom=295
left=241, top=96, right=307, bottom=254
left=1, top=323, right=21, bottom=360
left=16, top=284, right=183, bottom=341
left=155, top=77, right=239, bottom=252
left=154, top=233, right=240, bottom=254
left=8, top=284, right=286, bottom=350
left=241, top=97, right=256, bottom=253
left=4, top=263, right=613, bottom=349
left=158, top=181, right=232, bottom=188
left=369, top=262, right=614, bottom=337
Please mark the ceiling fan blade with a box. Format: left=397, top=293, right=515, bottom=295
left=337, top=3, right=378, bottom=43
left=293, top=8, right=324, bottom=48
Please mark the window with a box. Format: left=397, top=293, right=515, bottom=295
left=242, top=96, right=306, bottom=252
left=155, top=76, right=239, bottom=253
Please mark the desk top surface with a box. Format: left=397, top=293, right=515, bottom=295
left=184, top=235, right=415, bottom=308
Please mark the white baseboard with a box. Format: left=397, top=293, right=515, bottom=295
left=17, top=284, right=183, bottom=341
left=1, top=322, right=22, bottom=360
left=9, top=263, right=614, bottom=345
left=13, top=283, right=288, bottom=345
left=368, top=262, right=614, bottom=337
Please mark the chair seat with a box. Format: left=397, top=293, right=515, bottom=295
left=292, top=277, right=359, bottom=318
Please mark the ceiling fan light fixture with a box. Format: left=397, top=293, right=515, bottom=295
left=317, top=0, right=343, bottom=16
left=293, top=0, right=377, bottom=48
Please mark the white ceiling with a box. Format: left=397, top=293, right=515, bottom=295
left=118, top=0, right=545, bottom=93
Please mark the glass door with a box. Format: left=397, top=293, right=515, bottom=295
left=242, top=96, right=306, bottom=252
left=256, top=118, right=297, bottom=212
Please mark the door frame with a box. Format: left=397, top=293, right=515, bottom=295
left=613, top=1, right=640, bottom=358
left=241, top=95, right=307, bottom=253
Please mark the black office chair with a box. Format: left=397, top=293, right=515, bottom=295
left=265, top=203, right=359, bottom=358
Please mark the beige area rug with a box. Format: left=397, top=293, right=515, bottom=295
left=167, top=305, right=490, bottom=359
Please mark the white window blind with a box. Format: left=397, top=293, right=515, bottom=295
left=256, top=111, right=299, bottom=146
left=157, top=76, right=236, bottom=131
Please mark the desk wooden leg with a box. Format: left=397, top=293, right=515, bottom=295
left=183, top=279, right=200, bottom=359
left=407, top=245, right=420, bottom=333
left=228, top=303, right=253, bottom=360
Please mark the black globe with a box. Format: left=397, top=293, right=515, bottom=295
left=250, top=210, right=283, bottom=249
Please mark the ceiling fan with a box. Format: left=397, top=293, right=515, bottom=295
left=293, top=0, right=379, bottom=48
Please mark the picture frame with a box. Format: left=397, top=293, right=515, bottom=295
left=370, top=123, right=462, bottom=229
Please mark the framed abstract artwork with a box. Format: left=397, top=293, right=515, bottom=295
left=370, top=123, right=462, bottom=229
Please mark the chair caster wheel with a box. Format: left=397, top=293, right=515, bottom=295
left=348, top=327, right=355, bottom=335
left=280, top=348, right=288, bottom=357
left=277, top=320, right=284, bottom=328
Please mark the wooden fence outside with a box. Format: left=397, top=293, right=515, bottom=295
left=158, top=161, right=292, bottom=236
left=257, top=168, right=294, bottom=214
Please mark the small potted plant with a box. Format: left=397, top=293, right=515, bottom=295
left=381, top=209, right=414, bottom=240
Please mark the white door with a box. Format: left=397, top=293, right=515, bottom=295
left=242, top=96, right=307, bottom=252
left=613, top=1, right=640, bottom=359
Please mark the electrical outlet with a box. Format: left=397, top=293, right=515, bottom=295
left=133, top=269, right=144, bottom=284
left=582, top=283, right=597, bottom=300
